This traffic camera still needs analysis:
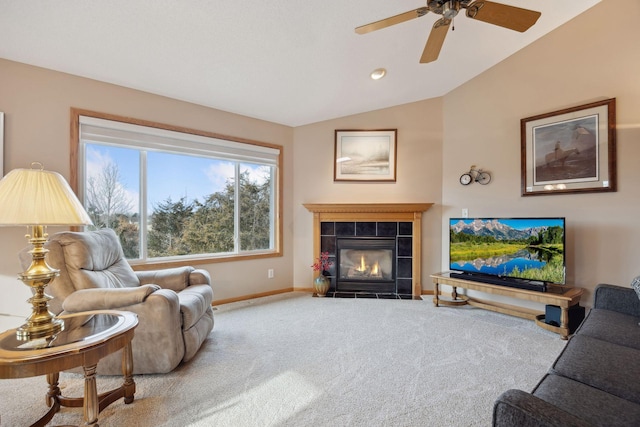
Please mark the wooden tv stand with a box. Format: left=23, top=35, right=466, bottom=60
left=431, top=272, right=584, bottom=340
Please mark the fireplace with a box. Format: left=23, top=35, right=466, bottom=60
left=304, top=203, right=433, bottom=299
left=323, top=222, right=412, bottom=297
left=336, top=237, right=396, bottom=293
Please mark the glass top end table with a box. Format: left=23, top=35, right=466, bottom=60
left=0, top=310, right=138, bottom=427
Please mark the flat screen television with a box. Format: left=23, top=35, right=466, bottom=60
left=449, top=217, right=566, bottom=289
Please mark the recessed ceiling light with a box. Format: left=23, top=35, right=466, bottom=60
left=370, top=68, right=387, bottom=80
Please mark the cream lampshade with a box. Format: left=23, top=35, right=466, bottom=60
left=0, top=162, right=92, bottom=340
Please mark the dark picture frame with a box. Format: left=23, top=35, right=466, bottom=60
left=521, top=98, right=616, bottom=196
left=334, top=129, right=397, bottom=182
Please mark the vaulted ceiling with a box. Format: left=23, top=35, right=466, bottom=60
left=0, top=1, right=600, bottom=126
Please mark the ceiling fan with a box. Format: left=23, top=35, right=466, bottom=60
left=355, top=1, right=541, bottom=64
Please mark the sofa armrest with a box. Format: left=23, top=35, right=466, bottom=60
left=593, top=284, right=640, bottom=317
left=493, top=389, right=591, bottom=427
left=62, top=284, right=160, bottom=312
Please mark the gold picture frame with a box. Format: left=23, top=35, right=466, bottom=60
left=334, top=129, right=397, bottom=182
left=521, top=98, right=616, bottom=196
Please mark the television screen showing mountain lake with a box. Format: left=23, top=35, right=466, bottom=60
left=451, top=249, right=547, bottom=276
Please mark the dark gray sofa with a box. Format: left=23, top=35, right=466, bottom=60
left=493, top=283, right=640, bottom=426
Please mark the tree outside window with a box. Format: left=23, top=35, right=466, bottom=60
left=83, top=145, right=275, bottom=261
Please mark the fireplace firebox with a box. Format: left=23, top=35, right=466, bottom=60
left=336, top=237, right=396, bottom=293
left=304, top=203, right=434, bottom=298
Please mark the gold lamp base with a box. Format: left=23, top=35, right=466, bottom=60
left=0, top=164, right=93, bottom=341
left=16, top=225, right=65, bottom=341
left=16, top=313, right=64, bottom=341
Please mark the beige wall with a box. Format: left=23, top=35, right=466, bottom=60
left=442, top=0, right=640, bottom=306
left=0, top=58, right=294, bottom=319
left=292, top=99, right=444, bottom=290
left=1, top=0, right=637, bottom=321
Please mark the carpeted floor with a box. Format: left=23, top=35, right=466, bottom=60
left=0, top=292, right=566, bottom=426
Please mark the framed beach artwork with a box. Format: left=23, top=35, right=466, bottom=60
left=521, top=98, right=616, bottom=196
left=334, top=129, right=397, bottom=182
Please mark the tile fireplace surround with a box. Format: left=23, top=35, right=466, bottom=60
left=303, top=203, right=433, bottom=298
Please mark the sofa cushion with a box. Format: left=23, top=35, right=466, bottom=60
left=593, top=284, right=640, bottom=317
left=633, top=276, right=640, bottom=303
left=493, top=389, right=593, bottom=427
left=551, top=334, right=640, bottom=404
left=532, top=374, right=640, bottom=426
left=574, top=308, right=640, bottom=350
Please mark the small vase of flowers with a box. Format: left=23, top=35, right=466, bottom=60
left=311, top=252, right=333, bottom=297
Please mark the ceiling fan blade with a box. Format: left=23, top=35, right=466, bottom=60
left=420, top=18, right=451, bottom=64
left=465, top=1, right=541, bottom=32
left=355, top=7, right=429, bottom=34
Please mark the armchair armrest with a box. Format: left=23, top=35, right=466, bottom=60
left=62, top=284, right=160, bottom=312
left=136, top=266, right=195, bottom=292
left=593, top=284, right=640, bottom=317
left=493, top=389, right=591, bottom=427
left=136, top=266, right=212, bottom=292
left=189, top=269, right=211, bottom=287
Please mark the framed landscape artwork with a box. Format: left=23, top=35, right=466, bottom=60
left=521, top=98, right=616, bottom=196
left=334, top=129, right=397, bottom=182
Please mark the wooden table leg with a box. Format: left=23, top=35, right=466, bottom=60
left=26, top=372, right=62, bottom=427
left=46, top=372, right=61, bottom=408
left=560, top=306, right=570, bottom=340
left=122, top=342, right=136, bottom=404
left=433, top=281, right=440, bottom=306
left=83, top=364, right=99, bottom=426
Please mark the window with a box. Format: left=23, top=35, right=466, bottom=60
left=72, top=109, right=282, bottom=265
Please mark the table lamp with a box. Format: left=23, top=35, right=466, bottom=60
left=0, top=162, right=92, bottom=340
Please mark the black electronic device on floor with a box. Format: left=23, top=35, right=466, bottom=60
left=545, top=304, right=585, bottom=333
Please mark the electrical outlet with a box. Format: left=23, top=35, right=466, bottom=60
left=268, top=269, right=274, bottom=279
left=462, top=208, right=469, bottom=218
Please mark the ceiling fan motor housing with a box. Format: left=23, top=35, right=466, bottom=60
left=428, top=0, right=474, bottom=17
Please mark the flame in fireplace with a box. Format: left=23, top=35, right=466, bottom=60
left=343, top=251, right=387, bottom=280
left=371, top=261, right=381, bottom=277
left=357, top=255, right=367, bottom=272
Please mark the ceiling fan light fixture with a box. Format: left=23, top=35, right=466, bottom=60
left=370, top=68, right=387, bottom=80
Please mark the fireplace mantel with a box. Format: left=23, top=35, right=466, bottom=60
left=304, top=203, right=433, bottom=297
left=303, top=203, right=433, bottom=216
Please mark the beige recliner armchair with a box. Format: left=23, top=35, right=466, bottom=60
left=25, top=228, right=214, bottom=375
